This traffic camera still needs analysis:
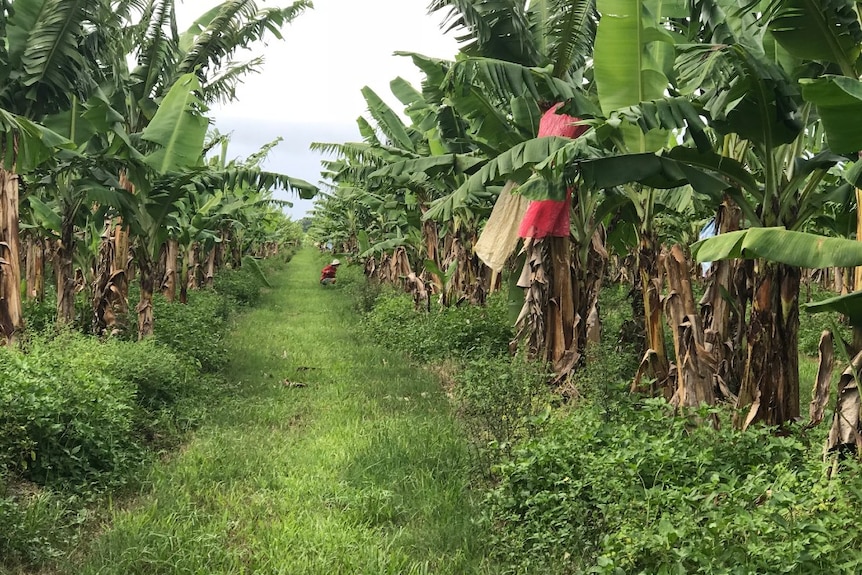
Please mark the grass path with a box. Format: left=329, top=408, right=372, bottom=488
left=68, top=248, right=497, bottom=574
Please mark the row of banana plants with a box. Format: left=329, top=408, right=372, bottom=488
left=0, top=0, right=316, bottom=342
left=308, top=0, right=862, bottom=442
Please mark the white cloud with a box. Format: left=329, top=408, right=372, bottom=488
left=176, top=0, right=460, bottom=218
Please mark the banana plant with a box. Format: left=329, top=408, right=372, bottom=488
left=0, top=0, right=110, bottom=342
left=93, top=0, right=312, bottom=338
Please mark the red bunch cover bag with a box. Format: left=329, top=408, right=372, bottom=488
left=518, top=105, right=588, bottom=239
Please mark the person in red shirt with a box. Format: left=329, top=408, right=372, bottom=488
left=320, top=259, right=341, bottom=285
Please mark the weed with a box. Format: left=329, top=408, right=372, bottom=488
left=214, top=264, right=266, bottom=306
left=152, top=289, right=229, bottom=373
left=362, top=289, right=512, bottom=363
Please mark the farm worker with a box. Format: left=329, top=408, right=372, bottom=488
left=320, top=259, right=341, bottom=285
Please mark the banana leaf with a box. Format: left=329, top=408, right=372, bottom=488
left=369, top=154, right=485, bottom=179
left=361, top=86, right=416, bottom=153
left=768, top=0, right=862, bottom=76
left=578, top=151, right=731, bottom=200
left=141, top=74, right=208, bottom=174
left=0, top=107, right=72, bottom=170
left=804, top=291, right=862, bottom=327
left=593, top=0, right=670, bottom=117
left=800, top=76, right=862, bottom=154
left=691, top=227, right=862, bottom=269
left=460, top=135, right=577, bottom=194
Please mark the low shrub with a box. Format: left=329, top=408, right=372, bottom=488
left=214, top=264, right=266, bottom=307
left=0, top=336, right=142, bottom=488
left=341, top=266, right=383, bottom=313
left=362, top=290, right=512, bottom=363
left=99, top=338, right=197, bottom=411
left=94, top=338, right=212, bottom=446
left=21, top=291, right=58, bottom=335
left=152, top=289, right=229, bottom=373
left=484, top=397, right=862, bottom=574
left=454, top=356, right=553, bottom=470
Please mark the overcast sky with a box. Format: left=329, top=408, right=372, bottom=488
left=176, top=0, right=460, bottom=219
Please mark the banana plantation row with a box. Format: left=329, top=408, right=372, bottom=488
left=0, top=0, right=315, bottom=342
left=308, top=0, right=862, bottom=450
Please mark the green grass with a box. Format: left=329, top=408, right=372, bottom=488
left=58, top=248, right=497, bottom=575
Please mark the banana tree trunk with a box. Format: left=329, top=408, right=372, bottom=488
left=515, top=238, right=549, bottom=360
left=216, top=229, right=228, bottom=272
left=56, top=218, right=76, bottom=326
left=0, top=168, right=23, bottom=343
left=24, top=235, right=45, bottom=301
left=422, top=217, right=442, bottom=292
left=179, top=245, right=190, bottom=304
left=136, top=253, right=155, bottom=339
left=516, top=236, right=582, bottom=381
left=230, top=231, right=242, bottom=269
left=632, top=232, right=670, bottom=395
left=699, top=198, right=750, bottom=399
left=546, top=236, right=576, bottom=367
left=161, top=238, right=179, bottom=302
left=92, top=217, right=128, bottom=336
left=204, top=246, right=216, bottom=288
left=736, top=261, right=801, bottom=429
left=187, top=242, right=200, bottom=292
left=515, top=231, right=605, bottom=383
left=580, top=227, right=607, bottom=350
left=93, top=171, right=134, bottom=335
left=665, top=245, right=716, bottom=413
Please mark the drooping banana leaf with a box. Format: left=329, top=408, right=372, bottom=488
left=767, top=0, right=862, bottom=77
left=579, top=153, right=685, bottom=190
left=459, top=135, right=579, bottom=194
left=446, top=57, right=600, bottom=117
left=691, top=227, right=862, bottom=269
left=26, top=195, right=62, bottom=233
left=356, top=116, right=382, bottom=146
left=201, top=168, right=318, bottom=200
left=369, top=154, right=485, bottom=179
left=7, top=0, right=91, bottom=115
left=577, top=150, right=734, bottom=201
left=528, top=0, right=600, bottom=78
left=804, top=291, right=862, bottom=327
left=0, top=107, right=72, bottom=170
left=511, top=95, right=542, bottom=136
left=611, top=97, right=711, bottom=152
left=241, top=255, right=272, bottom=288
left=676, top=43, right=803, bottom=147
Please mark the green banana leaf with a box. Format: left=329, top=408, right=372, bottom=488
left=578, top=151, right=731, bottom=200
left=356, top=117, right=382, bottom=146
left=460, top=135, right=581, bottom=194
left=0, top=107, right=72, bottom=171
left=141, top=74, right=209, bottom=174
left=26, top=195, right=62, bottom=233
left=593, top=0, right=670, bottom=117
left=446, top=57, right=600, bottom=118
left=768, top=0, right=862, bottom=77
left=800, top=76, right=862, bottom=154
left=361, top=86, right=415, bottom=153
left=804, top=291, right=862, bottom=327
left=369, top=154, right=485, bottom=179
left=691, top=227, right=862, bottom=269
